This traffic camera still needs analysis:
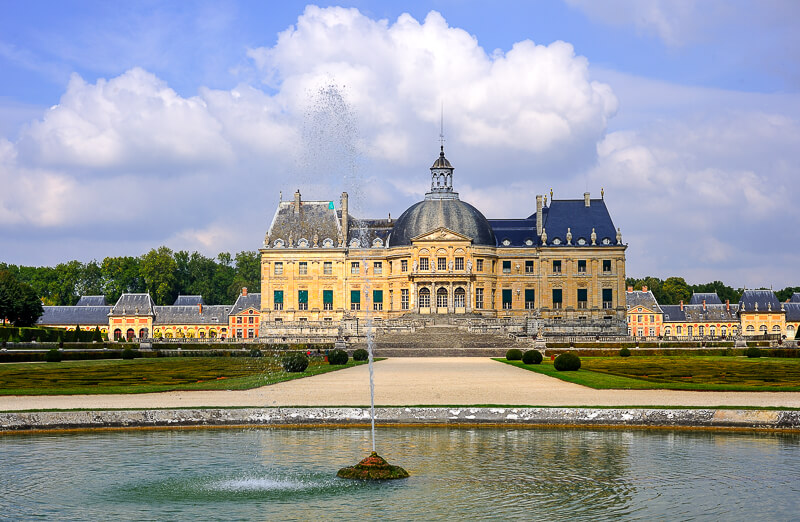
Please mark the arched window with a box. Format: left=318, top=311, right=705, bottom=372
left=772, top=325, right=781, bottom=332
left=437, top=287, right=448, bottom=308
left=126, top=328, right=135, bottom=341
left=759, top=325, right=767, bottom=333
left=721, top=326, right=727, bottom=337
left=114, top=328, right=122, bottom=340
left=709, top=326, right=716, bottom=337
left=138, top=328, right=148, bottom=339
left=664, top=326, right=671, bottom=336
left=419, top=288, right=431, bottom=308
left=746, top=325, right=755, bottom=333
left=199, top=331, right=206, bottom=338
left=454, top=287, right=466, bottom=308
left=166, top=332, right=173, bottom=339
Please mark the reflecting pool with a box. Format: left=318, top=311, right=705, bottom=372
left=1, top=427, right=799, bottom=520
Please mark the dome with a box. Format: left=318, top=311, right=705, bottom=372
left=389, top=198, right=496, bottom=246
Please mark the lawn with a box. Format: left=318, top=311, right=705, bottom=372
left=498, top=356, right=800, bottom=392
left=0, top=357, right=369, bottom=395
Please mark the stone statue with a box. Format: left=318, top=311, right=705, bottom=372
left=413, top=260, right=418, bottom=272
left=616, top=227, right=622, bottom=245
left=288, top=235, right=294, bottom=248
left=466, top=260, right=472, bottom=274
left=264, top=232, right=271, bottom=247
left=313, top=233, right=319, bottom=247
left=541, top=227, right=547, bottom=245
left=591, top=228, right=597, bottom=246
left=566, top=227, right=572, bottom=245
left=448, top=260, right=454, bottom=271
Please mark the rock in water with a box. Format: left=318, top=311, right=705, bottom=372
left=337, top=452, right=410, bottom=480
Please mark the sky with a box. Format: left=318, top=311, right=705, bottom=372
left=1, top=0, right=798, bottom=288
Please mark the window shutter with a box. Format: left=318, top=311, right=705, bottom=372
left=323, top=290, right=333, bottom=304
left=351, top=290, right=361, bottom=303
left=373, top=290, right=383, bottom=303
left=298, top=290, right=308, bottom=304
left=273, top=290, right=283, bottom=303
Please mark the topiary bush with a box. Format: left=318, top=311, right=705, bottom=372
left=522, top=350, right=543, bottom=365
left=619, top=347, right=631, bottom=357
left=353, top=348, right=369, bottom=361
left=282, top=352, right=309, bottom=372
left=121, top=348, right=139, bottom=360
left=744, top=347, right=762, bottom=358
left=328, top=348, right=349, bottom=365
left=45, top=348, right=62, bottom=363
left=505, top=348, right=523, bottom=361
left=554, top=352, right=581, bottom=371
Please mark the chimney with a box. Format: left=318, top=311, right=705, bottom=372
left=294, top=190, right=301, bottom=214
left=627, top=286, right=633, bottom=292
left=642, top=285, right=648, bottom=292
left=341, top=192, right=349, bottom=243
left=242, top=287, right=248, bottom=297
left=198, top=303, right=203, bottom=314
left=702, top=299, right=706, bottom=311
left=584, top=192, right=590, bottom=207
left=536, top=195, right=543, bottom=236
left=726, top=299, right=730, bottom=311
left=680, top=300, right=684, bottom=311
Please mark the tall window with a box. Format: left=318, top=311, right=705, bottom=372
left=436, top=287, right=448, bottom=308
left=525, top=289, right=535, bottom=309
left=552, top=289, right=563, bottom=309
left=401, top=259, right=408, bottom=272
left=273, top=290, right=283, bottom=311
left=298, top=290, right=308, bottom=310
left=578, top=260, right=587, bottom=273
left=455, top=257, right=464, bottom=271
left=274, top=262, right=283, bottom=275
left=373, top=290, right=383, bottom=311
left=502, top=289, right=513, bottom=310
left=476, top=259, right=484, bottom=272
left=552, top=260, right=562, bottom=274
left=475, top=288, right=484, bottom=309
left=323, top=290, right=333, bottom=310
left=298, top=261, right=308, bottom=275
left=420, top=258, right=429, bottom=271
left=350, top=290, right=361, bottom=311
left=577, top=288, right=588, bottom=309
left=602, top=288, right=613, bottom=309
left=454, top=287, right=465, bottom=308
left=419, top=288, right=431, bottom=308
left=603, top=260, right=612, bottom=273
left=323, top=262, right=332, bottom=275
left=502, top=260, right=511, bottom=274
left=401, top=289, right=409, bottom=310
left=351, top=262, right=360, bottom=274
left=438, top=257, right=447, bottom=271
left=373, top=262, right=382, bottom=275
left=525, top=260, right=534, bottom=273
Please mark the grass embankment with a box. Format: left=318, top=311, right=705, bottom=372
left=498, top=356, right=800, bottom=392
left=0, top=357, right=369, bottom=395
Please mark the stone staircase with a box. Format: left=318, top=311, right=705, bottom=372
left=354, top=324, right=529, bottom=357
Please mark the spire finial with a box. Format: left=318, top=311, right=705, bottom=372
left=439, top=102, right=445, bottom=153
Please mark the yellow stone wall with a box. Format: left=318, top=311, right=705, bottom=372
left=152, top=324, right=228, bottom=339
left=109, top=315, right=153, bottom=340
left=739, top=312, right=786, bottom=337
left=662, top=320, right=739, bottom=338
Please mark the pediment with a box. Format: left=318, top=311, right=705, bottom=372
left=411, top=227, right=473, bottom=243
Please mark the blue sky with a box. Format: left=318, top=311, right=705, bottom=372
left=1, top=1, right=798, bottom=287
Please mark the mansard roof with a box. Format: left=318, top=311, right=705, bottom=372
left=75, top=295, right=108, bottom=306
left=689, top=293, right=723, bottom=305
left=539, top=199, right=617, bottom=247
left=784, top=303, right=800, bottom=322
left=488, top=217, right=539, bottom=247
left=738, top=290, right=782, bottom=313
left=173, top=295, right=205, bottom=306
left=230, top=293, right=261, bottom=315
left=111, top=293, right=156, bottom=316
left=625, top=290, right=663, bottom=313
left=660, top=305, right=685, bottom=322
left=348, top=218, right=394, bottom=248
left=153, top=305, right=229, bottom=325
left=791, top=293, right=800, bottom=303
left=38, top=306, right=111, bottom=326
left=660, top=303, right=740, bottom=323
left=266, top=200, right=341, bottom=248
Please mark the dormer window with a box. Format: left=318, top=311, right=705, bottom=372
left=350, top=238, right=360, bottom=248
left=502, top=238, right=511, bottom=246
left=577, top=238, right=586, bottom=245
left=322, top=238, right=334, bottom=248
left=552, top=238, right=562, bottom=245
left=602, top=238, right=611, bottom=245
left=297, top=238, right=309, bottom=248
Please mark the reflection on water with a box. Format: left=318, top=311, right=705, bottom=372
left=1, top=427, right=799, bottom=521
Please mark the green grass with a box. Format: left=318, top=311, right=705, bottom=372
left=497, top=356, right=800, bottom=392
left=0, top=357, right=371, bottom=395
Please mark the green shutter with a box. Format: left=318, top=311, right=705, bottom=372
left=373, top=290, right=383, bottom=303
left=502, top=289, right=512, bottom=304
left=351, top=290, right=361, bottom=303
left=578, top=289, right=587, bottom=302
left=552, top=289, right=562, bottom=303
left=602, top=289, right=613, bottom=302
left=525, top=289, right=535, bottom=302
left=323, top=290, right=333, bottom=304
left=273, top=290, right=283, bottom=303
left=298, top=290, right=308, bottom=304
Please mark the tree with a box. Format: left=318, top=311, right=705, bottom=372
left=776, top=286, right=800, bottom=302
left=662, top=277, right=691, bottom=305
left=0, top=271, right=44, bottom=326
left=691, top=281, right=742, bottom=304
left=140, top=247, right=178, bottom=305
left=231, top=250, right=261, bottom=295
left=101, top=256, right=144, bottom=302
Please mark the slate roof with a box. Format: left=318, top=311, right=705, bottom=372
left=349, top=218, right=394, bottom=248
left=689, top=293, right=722, bottom=305
left=625, top=291, right=663, bottom=313
left=791, top=293, right=800, bottom=303
left=489, top=217, right=539, bottom=248
left=38, top=306, right=111, bottom=326
left=173, top=295, right=205, bottom=306
left=75, top=295, right=108, bottom=306
left=389, top=198, right=496, bottom=247
left=266, top=200, right=341, bottom=248
left=738, top=290, right=782, bottom=313
left=660, top=305, right=685, bottom=322
left=784, top=303, right=800, bottom=322
left=111, top=294, right=156, bottom=316
left=230, top=293, right=261, bottom=315
left=153, top=305, right=230, bottom=325
left=538, top=199, right=617, bottom=248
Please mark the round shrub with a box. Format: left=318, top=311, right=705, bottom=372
left=505, top=348, right=523, bottom=361
left=522, top=350, right=543, bottom=365
left=328, top=348, right=349, bottom=365
left=744, top=347, right=762, bottom=358
left=121, top=348, right=139, bottom=360
left=353, top=348, right=369, bottom=361
left=249, top=348, right=263, bottom=358
left=282, top=352, right=309, bottom=372
left=554, top=352, right=581, bottom=371
left=619, top=347, right=631, bottom=357
left=45, top=348, right=62, bottom=363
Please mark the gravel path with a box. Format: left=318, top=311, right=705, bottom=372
left=1, top=358, right=799, bottom=411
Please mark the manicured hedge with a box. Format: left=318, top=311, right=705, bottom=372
left=554, top=352, right=581, bottom=371
left=505, top=348, right=523, bottom=361
left=546, top=341, right=736, bottom=349
left=353, top=348, right=369, bottom=361
left=282, top=352, right=309, bottom=372
left=522, top=350, right=543, bottom=365
left=328, top=349, right=349, bottom=365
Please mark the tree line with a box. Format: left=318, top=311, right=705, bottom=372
left=625, top=276, right=800, bottom=306
left=0, top=247, right=261, bottom=307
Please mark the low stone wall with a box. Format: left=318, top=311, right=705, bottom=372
left=2, top=407, right=799, bottom=432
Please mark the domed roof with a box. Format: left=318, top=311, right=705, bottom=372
left=431, top=147, right=452, bottom=168
left=389, top=198, right=496, bottom=246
